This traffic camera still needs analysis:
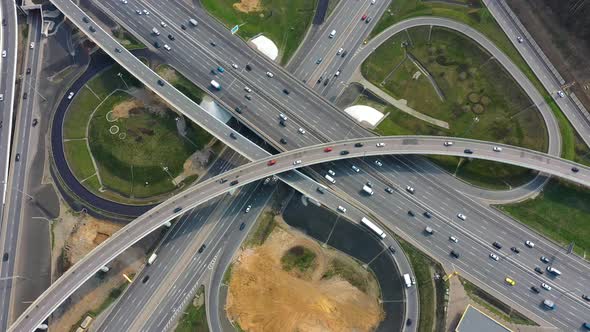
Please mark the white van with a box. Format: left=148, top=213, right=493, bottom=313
left=546, top=266, right=562, bottom=276
left=329, top=30, right=336, bottom=38
left=325, top=174, right=336, bottom=184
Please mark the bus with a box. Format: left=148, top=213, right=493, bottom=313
left=361, top=217, right=386, bottom=239
left=403, top=274, right=412, bottom=288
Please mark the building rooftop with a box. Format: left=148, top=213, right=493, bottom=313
left=456, top=305, right=512, bottom=332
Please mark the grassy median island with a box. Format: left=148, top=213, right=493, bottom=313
left=201, top=0, right=316, bottom=64
left=175, top=285, right=209, bottom=332
left=362, top=27, right=546, bottom=188
left=499, top=179, right=590, bottom=257
left=62, top=63, right=215, bottom=204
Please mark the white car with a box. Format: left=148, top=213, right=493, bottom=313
left=232, top=63, right=238, bottom=69
left=371, top=0, right=376, bottom=4
left=334, top=70, right=341, bottom=77
left=136, top=9, right=142, bottom=15
left=245, top=205, right=251, bottom=213
left=525, top=240, right=535, bottom=248
left=337, top=48, right=343, bottom=55
left=337, top=205, right=346, bottom=213
left=457, top=213, right=466, bottom=221
left=298, top=127, right=306, bottom=134
left=411, top=276, right=416, bottom=285
left=244, top=86, right=252, bottom=93
left=489, top=253, right=499, bottom=261
left=376, top=142, right=385, bottom=147
left=30, top=42, right=35, bottom=49
left=493, top=146, right=502, bottom=152
left=266, top=71, right=274, bottom=78
left=449, top=236, right=458, bottom=243
left=293, top=159, right=302, bottom=165
left=160, top=21, right=167, bottom=27
left=0, top=94, right=4, bottom=101
left=1, top=50, right=6, bottom=58
left=444, top=141, right=453, bottom=146
left=517, top=36, right=523, bottom=43
left=351, top=165, right=360, bottom=173
left=163, top=44, right=171, bottom=51
left=557, top=90, right=565, bottom=98
left=541, top=283, right=551, bottom=291
left=67, top=91, right=75, bottom=100
left=328, top=169, right=336, bottom=176
left=120, top=0, right=128, bottom=3
left=406, top=186, right=415, bottom=194
left=142, top=9, right=150, bottom=15
left=374, top=160, right=382, bottom=167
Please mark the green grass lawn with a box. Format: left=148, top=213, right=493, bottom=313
left=87, top=91, right=204, bottom=198
left=112, top=28, right=146, bottom=50
left=63, top=87, right=101, bottom=139
left=175, top=286, right=209, bottom=332
left=281, top=245, right=316, bottom=273
left=361, top=27, right=545, bottom=188
left=64, top=140, right=96, bottom=181
left=499, top=179, right=590, bottom=257
left=86, top=64, right=141, bottom=100
left=201, top=0, right=317, bottom=64
left=81, top=174, right=102, bottom=193
left=156, top=65, right=205, bottom=104
left=244, top=211, right=276, bottom=247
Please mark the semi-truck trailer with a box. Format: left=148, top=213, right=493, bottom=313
left=403, top=274, right=412, bottom=288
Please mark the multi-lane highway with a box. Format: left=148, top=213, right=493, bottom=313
left=0, top=9, right=43, bottom=331
left=0, top=0, right=18, bottom=219
left=9, top=135, right=590, bottom=331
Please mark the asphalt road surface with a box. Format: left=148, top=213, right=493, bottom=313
left=9, top=135, right=590, bottom=332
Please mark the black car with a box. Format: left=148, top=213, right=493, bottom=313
left=230, top=180, right=239, bottom=186
left=571, top=167, right=579, bottom=173
left=230, top=132, right=237, bottom=139
left=317, top=76, right=323, bottom=84
left=239, top=223, right=246, bottom=231
left=423, top=211, right=432, bottom=218
left=2, top=253, right=8, bottom=262
left=15, top=153, right=20, bottom=162
left=245, top=64, right=252, bottom=71
left=540, top=256, right=550, bottom=263
left=89, top=26, right=96, bottom=33
left=341, top=50, right=348, bottom=57
left=154, top=41, right=161, bottom=48
left=464, top=149, right=473, bottom=154
left=173, top=207, right=182, bottom=213
left=323, top=78, right=329, bottom=86
left=534, top=266, right=544, bottom=274
left=82, top=17, right=89, bottom=23
left=142, top=275, right=150, bottom=283
left=2, top=19, right=6, bottom=26
left=115, top=47, right=122, bottom=53
left=168, top=34, right=175, bottom=40
left=407, top=210, right=415, bottom=217
left=582, top=294, right=590, bottom=302
left=26, top=68, right=31, bottom=75
left=235, top=106, right=242, bottom=114
left=23, top=93, right=28, bottom=99
left=198, top=244, right=206, bottom=253
left=354, top=142, right=364, bottom=147
left=32, top=118, right=38, bottom=127
left=279, top=120, right=286, bottom=127
left=388, top=246, right=396, bottom=254
left=157, top=79, right=165, bottom=86
left=317, top=186, right=325, bottom=194
left=511, top=247, right=520, bottom=254
left=280, top=138, right=287, bottom=144
left=283, top=88, right=290, bottom=95
left=181, top=24, right=187, bottom=30
left=210, top=41, right=216, bottom=46
left=493, top=241, right=502, bottom=249
left=245, top=94, right=252, bottom=100
left=450, top=250, right=460, bottom=258
left=531, top=286, right=540, bottom=294
left=340, top=150, right=349, bottom=155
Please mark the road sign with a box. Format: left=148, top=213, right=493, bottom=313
left=231, top=25, right=239, bottom=34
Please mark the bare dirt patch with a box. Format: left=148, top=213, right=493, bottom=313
left=111, top=99, right=144, bottom=119
left=226, top=221, right=383, bottom=332
left=232, top=0, right=263, bottom=13
left=157, top=66, right=178, bottom=82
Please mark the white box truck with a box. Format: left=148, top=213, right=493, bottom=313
left=210, top=80, right=221, bottom=90
left=362, top=184, right=374, bottom=195
left=403, top=273, right=412, bottom=288
left=147, top=253, right=157, bottom=265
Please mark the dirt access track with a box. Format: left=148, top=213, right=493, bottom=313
left=226, top=220, right=383, bottom=332
left=233, top=0, right=263, bottom=13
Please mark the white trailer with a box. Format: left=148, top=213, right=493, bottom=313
left=361, top=217, right=386, bottom=239
left=362, top=185, right=374, bottom=195
left=210, top=80, right=221, bottom=90
left=147, top=253, right=157, bottom=265
left=403, top=274, right=412, bottom=288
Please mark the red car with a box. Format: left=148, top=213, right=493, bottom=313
left=267, top=160, right=277, bottom=166
left=361, top=14, right=367, bottom=21
left=324, top=147, right=333, bottom=152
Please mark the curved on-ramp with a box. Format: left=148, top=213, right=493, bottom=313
left=9, top=136, right=589, bottom=332
left=344, top=16, right=563, bottom=202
